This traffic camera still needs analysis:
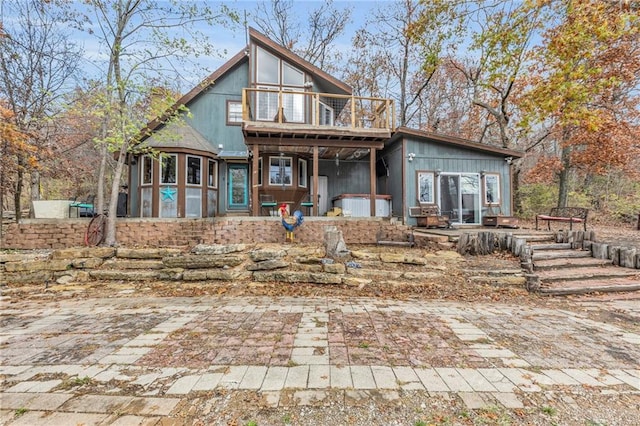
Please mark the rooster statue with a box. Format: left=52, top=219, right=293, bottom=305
left=279, top=203, right=304, bottom=242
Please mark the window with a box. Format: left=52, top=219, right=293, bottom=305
left=257, top=46, right=279, bottom=84
left=269, top=156, right=292, bottom=186
left=283, top=87, right=304, bottom=122
left=298, top=158, right=307, bottom=187
left=227, top=100, right=242, bottom=125
left=257, top=86, right=279, bottom=121
left=208, top=159, right=218, bottom=188
left=161, top=154, right=177, bottom=184
left=318, top=101, right=334, bottom=126
left=283, top=62, right=304, bottom=85
left=141, top=155, right=152, bottom=185
left=417, top=171, right=435, bottom=204
left=187, top=156, right=201, bottom=185
left=484, top=173, right=501, bottom=205
left=257, top=158, right=263, bottom=186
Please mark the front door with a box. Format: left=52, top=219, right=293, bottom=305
left=228, top=164, right=249, bottom=210
left=439, top=173, right=481, bottom=225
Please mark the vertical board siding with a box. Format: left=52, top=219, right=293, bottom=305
left=384, top=136, right=514, bottom=225
left=187, top=62, right=249, bottom=153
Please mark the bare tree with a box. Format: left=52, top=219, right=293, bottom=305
left=253, top=0, right=351, bottom=70
left=0, top=0, right=80, bottom=219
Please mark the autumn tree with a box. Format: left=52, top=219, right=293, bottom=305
left=0, top=102, right=35, bottom=238
left=0, top=0, right=80, bottom=218
left=346, top=0, right=453, bottom=127
left=521, top=0, right=640, bottom=208
left=411, top=0, right=542, bottom=148
left=74, top=0, right=238, bottom=246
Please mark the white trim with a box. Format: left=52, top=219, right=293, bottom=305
left=298, top=158, right=308, bottom=188
left=208, top=159, right=218, bottom=188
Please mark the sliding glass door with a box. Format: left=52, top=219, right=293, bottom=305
left=439, top=173, right=480, bottom=225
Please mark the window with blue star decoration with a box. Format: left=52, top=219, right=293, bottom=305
left=161, top=186, right=177, bottom=201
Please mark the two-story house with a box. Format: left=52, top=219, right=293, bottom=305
left=128, top=27, right=522, bottom=227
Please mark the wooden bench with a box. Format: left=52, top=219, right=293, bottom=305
left=409, top=204, right=449, bottom=228
left=536, top=207, right=588, bottom=231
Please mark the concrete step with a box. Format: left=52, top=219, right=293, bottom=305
left=539, top=277, right=640, bottom=295
left=530, top=243, right=572, bottom=251
left=537, top=266, right=640, bottom=282
left=532, top=250, right=592, bottom=261
left=534, top=257, right=613, bottom=271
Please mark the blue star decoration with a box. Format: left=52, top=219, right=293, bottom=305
left=161, top=186, right=177, bottom=201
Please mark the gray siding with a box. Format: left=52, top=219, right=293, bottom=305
left=187, top=62, right=248, bottom=153
left=318, top=159, right=371, bottom=204
left=390, top=135, right=514, bottom=225
left=379, top=143, right=404, bottom=218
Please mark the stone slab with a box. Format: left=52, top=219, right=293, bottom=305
left=350, top=366, right=376, bottom=389
left=415, top=368, right=449, bottom=392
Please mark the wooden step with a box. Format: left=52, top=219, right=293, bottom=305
left=537, top=266, right=639, bottom=282
left=532, top=250, right=592, bottom=261
left=520, top=234, right=556, bottom=243
left=534, top=257, right=613, bottom=271
left=539, top=277, right=640, bottom=295
left=531, top=243, right=572, bottom=251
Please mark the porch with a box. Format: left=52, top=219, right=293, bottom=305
left=241, top=88, right=394, bottom=218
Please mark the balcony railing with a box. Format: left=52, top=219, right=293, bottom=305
left=241, top=88, right=395, bottom=131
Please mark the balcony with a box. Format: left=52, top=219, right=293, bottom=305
left=241, top=88, right=394, bottom=142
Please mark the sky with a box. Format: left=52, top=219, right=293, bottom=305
left=56, top=0, right=394, bottom=90
left=0, top=0, right=401, bottom=96
left=176, top=0, right=390, bottom=87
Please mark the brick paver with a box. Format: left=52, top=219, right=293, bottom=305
left=1, top=295, right=639, bottom=423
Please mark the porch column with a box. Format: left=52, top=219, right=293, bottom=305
left=313, top=145, right=319, bottom=216
left=251, top=144, right=260, bottom=216
left=370, top=148, right=377, bottom=217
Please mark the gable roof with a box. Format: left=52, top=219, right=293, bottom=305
left=136, top=28, right=352, bottom=145
left=248, top=27, right=351, bottom=95
left=391, top=127, right=524, bottom=158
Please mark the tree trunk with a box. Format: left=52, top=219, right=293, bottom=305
left=512, top=164, right=522, bottom=215
left=557, top=145, right=572, bottom=208
left=96, top=143, right=107, bottom=216
left=14, top=158, right=23, bottom=220
left=104, top=144, right=126, bottom=246
left=30, top=170, right=40, bottom=201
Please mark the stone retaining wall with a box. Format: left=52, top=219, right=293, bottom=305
left=0, top=217, right=410, bottom=250
left=0, top=244, right=464, bottom=286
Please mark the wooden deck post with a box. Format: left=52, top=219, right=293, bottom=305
left=370, top=148, right=376, bottom=217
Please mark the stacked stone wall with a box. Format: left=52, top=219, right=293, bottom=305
left=0, top=217, right=410, bottom=250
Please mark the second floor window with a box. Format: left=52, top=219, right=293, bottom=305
left=227, top=100, right=242, bottom=125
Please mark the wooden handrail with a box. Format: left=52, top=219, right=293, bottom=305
left=241, top=88, right=394, bottom=131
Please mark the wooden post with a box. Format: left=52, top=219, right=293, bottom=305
left=370, top=148, right=376, bottom=217
left=313, top=146, right=319, bottom=217
left=251, top=144, right=260, bottom=216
